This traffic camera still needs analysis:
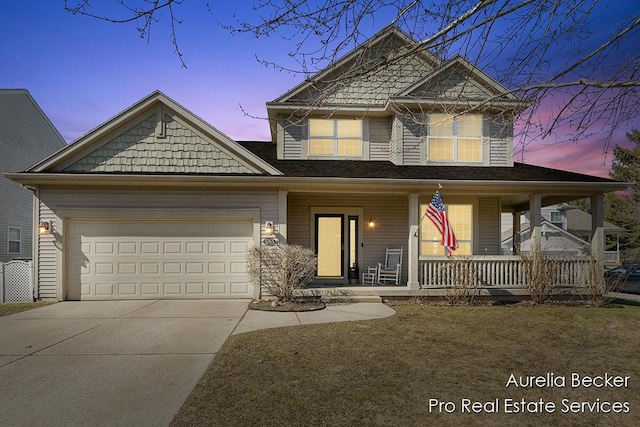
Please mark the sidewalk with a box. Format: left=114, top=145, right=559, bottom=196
left=232, top=302, right=396, bottom=335
left=610, top=291, right=640, bottom=303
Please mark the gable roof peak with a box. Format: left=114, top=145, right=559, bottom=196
left=28, top=90, right=282, bottom=176
left=271, top=25, right=441, bottom=104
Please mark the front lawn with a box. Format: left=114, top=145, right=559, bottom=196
left=172, top=302, right=640, bottom=426
left=0, top=302, right=52, bottom=317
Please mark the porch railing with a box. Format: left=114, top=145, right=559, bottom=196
left=603, top=251, right=619, bottom=265
left=420, top=256, right=594, bottom=288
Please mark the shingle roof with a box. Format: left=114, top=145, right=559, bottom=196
left=237, top=141, right=617, bottom=183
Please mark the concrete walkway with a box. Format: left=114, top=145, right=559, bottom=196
left=0, top=299, right=395, bottom=427
left=233, top=302, right=396, bottom=334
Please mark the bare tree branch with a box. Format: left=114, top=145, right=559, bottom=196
left=64, top=0, right=640, bottom=152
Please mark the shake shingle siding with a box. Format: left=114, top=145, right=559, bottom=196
left=64, top=114, right=252, bottom=174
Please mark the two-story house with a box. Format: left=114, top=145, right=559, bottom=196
left=6, top=26, right=628, bottom=301
left=0, top=89, right=66, bottom=263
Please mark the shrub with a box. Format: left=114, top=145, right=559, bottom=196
left=247, top=244, right=317, bottom=302
left=440, top=256, right=481, bottom=305
left=520, top=245, right=561, bottom=304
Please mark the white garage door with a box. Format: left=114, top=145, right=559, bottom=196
left=67, top=219, right=254, bottom=300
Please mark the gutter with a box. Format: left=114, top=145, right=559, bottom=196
left=4, top=172, right=630, bottom=194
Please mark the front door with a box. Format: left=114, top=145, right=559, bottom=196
left=313, top=208, right=362, bottom=283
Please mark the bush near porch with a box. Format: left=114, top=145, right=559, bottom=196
left=173, top=302, right=640, bottom=426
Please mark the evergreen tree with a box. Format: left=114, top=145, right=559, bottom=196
left=606, top=130, right=640, bottom=263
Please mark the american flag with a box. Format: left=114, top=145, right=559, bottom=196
left=425, top=190, right=458, bottom=255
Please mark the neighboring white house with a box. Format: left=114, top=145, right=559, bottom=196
left=0, top=89, right=66, bottom=263
left=501, top=204, right=624, bottom=265
left=6, top=26, right=629, bottom=301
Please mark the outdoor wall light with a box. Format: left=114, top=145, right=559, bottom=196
left=38, top=220, right=53, bottom=235
left=264, top=221, right=274, bottom=236
left=368, top=218, right=376, bottom=228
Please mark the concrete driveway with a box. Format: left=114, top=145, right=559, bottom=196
left=0, top=300, right=249, bottom=427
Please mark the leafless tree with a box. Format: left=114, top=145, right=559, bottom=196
left=65, top=0, right=640, bottom=155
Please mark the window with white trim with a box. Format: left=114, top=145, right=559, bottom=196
left=420, top=204, right=473, bottom=255
left=550, top=211, right=564, bottom=227
left=7, top=227, right=21, bottom=254
left=429, top=114, right=482, bottom=162
left=309, top=119, right=362, bottom=157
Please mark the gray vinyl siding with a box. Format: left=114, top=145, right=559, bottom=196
left=389, top=117, right=400, bottom=164
left=368, top=118, right=391, bottom=160
left=401, top=116, right=423, bottom=165
left=36, top=187, right=279, bottom=300
left=0, top=90, right=66, bottom=263
left=484, top=115, right=513, bottom=167
left=287, top=193, right=409, bottom=283
left=281, top=119, right=303, bottom=160
left=489, top=140, right=510, bottom=166
left=37, top=202, right=58, bottom=299
left=477, top=197, right=501, bottom=255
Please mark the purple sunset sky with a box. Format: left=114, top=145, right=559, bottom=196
left=1, top=2, right=637, bottom=178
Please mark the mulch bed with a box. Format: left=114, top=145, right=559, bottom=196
left=248, top=297, right=326, bottom=312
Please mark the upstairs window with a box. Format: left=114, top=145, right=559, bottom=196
left=8, top=227, right=21, bottom=254
left=429, top=114, right=482, bottom=162
left=309, top=119, right=362, bottom=157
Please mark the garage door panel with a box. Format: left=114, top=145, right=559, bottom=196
left=67, top=219, right=254, bottom=300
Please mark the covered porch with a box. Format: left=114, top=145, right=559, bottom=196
left=277, top=184, right=615, bottom=295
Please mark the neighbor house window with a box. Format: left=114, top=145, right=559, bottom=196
left=428, top=114, right=482, bottom=162
left=420, top=204, right=472, bottom=255
left=309, top=119, right=362, bottom=157
left=7, top=227, right=21, bottom=254
left=550, top=211, right=564, bottom=228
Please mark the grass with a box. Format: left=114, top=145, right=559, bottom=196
left=0, top=302, right=52, bottom=317
left=172, top=301, right=640, bottom=427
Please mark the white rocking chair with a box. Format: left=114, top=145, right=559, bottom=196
left=377, top=247, right=403, bottom=285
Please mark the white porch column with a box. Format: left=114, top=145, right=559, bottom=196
left=408, top=192, right=420, bottom=289
left=590, top=194, right=604, bottom=262
left=529, top=194, right=542, bottom=251
left=277, top=189, right=288, bottom=245
left=512, top=211, right=522, bottom=254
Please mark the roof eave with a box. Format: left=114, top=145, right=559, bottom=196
left=5, top=172, right=630, bottom=194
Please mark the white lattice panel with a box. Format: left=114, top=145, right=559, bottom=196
left=1, top=261, right=34, bottom=302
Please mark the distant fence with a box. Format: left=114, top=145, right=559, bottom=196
left=0, top=260, right=34, bottom=303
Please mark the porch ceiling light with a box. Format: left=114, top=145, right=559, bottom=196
left=368, top=218, right=376, bottom=228
left=38, top=220, right=53, bottom=235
